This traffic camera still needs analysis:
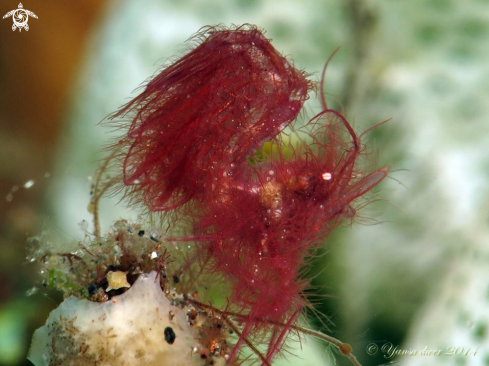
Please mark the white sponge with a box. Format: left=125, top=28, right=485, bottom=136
left=28, top=271, right=226, bottom=366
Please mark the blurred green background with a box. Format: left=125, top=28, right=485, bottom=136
left=1, top=0, right=488, bottom=365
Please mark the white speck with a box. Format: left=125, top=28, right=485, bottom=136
left=321, top=172, right=332, bottom=181
left=26, top=287, right=38, bottom=296
left=269, top=170, right=274, bottom=175
left=24, top=180, right=35, bottom=189
left=150, top=251, right=158, bottom=259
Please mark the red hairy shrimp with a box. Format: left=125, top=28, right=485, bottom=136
left=191, top=109, right=386, bottom=364
left=109, top=24, right=311, bottom=212
left=107, top=23, right=388, bottom=366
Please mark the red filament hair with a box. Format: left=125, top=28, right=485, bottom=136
left=112, top=24, right=310, bottom=211
left=111, top=24, right=388, bottom=365
left=193, top=109, right=387, bottom=363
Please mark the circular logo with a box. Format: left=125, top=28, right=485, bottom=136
left=12, top=9, right=28, bottom=28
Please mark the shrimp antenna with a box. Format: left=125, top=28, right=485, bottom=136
left=319, top=47, right=341, bottom=110
left=188, top=299, right=363, bottom=366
